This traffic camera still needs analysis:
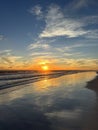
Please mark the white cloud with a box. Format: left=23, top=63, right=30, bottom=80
left=0, top=50, right=11, bottom=55
left=1, top=56, right=21, bottom=64
left=31, top=52, right=52, bottom=56
left=27, top=38, right=54, bottom=50
left=29, top=5, right=43, bottom=19
left=61, top=58, right=98, bottom=69
left=39, top=5, right=87, bottom=38
left=28, top=43, right=50, bottom=50
left=37, top=4, right=98, bottom=39
left=71, top=0, right=89, bottom=9
left=85, top=30, right=98, bottom=39
left=65, top=43, right=98, bottom=50
left=55, top=43, right=98, bottom=54
left=0, top=50, right=22, bottom=66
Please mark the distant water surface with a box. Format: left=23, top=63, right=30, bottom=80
left=0, top=71, right=97, bottom=130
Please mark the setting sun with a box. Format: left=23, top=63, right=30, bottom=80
left=42, top=65, right=49, bottom=71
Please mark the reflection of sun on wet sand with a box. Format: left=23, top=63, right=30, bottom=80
left=0, top=70, right=87, bottom=90
left=85, top=72, right=98, bottom=130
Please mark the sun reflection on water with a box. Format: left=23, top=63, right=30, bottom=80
left=0, top=72, right=97, bottom=104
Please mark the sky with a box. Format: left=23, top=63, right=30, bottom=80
left=0, top=0, right=98, bottom=70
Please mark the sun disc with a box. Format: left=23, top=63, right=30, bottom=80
left=42, top=65, right=49, bottom=71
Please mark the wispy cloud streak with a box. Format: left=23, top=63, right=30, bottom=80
left=40, top=5, right=87, bottom=38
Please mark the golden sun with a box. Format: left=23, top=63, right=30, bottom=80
left=42, top=65, right=49, bottom=71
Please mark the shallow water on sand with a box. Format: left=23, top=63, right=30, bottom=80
left=0, top=72, right=97, bottom=130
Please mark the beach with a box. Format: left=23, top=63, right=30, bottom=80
left=0, top=70, right=89, bottom=90
left=86, top=72, right=98, bottom=91
left=84, top=72, right=98, bottom=130
left=0, top=71, right=97, bottom=130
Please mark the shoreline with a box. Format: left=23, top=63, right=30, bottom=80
left=86, top=72, right=98, bottom=92
left=84, top=72, right=98, bottom=130
left=0, top=71, right=95, bottom=90
left=0, top=71, right=97, bottom=91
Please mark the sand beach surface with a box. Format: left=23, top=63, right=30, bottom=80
left=84, top=72, right=98, bottom=130
left=86, top=72, right=98, bottom=92
left=0, top=71, right=97, bottom=130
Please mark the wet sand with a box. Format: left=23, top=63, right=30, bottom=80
left=84, top=72, right=98, bottom=130
left=0, top=70, right=88, bottom=90
left=0, top=71, right=97, bottom=130
left=0, top=72, right=67, bottom=90
left=86, top=72, right=98, bottom=92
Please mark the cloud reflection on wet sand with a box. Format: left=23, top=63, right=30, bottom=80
left=0, top=72, right=97, bottom=130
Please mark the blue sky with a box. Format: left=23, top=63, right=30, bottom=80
left=0, top=0, right=98, bottom=70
